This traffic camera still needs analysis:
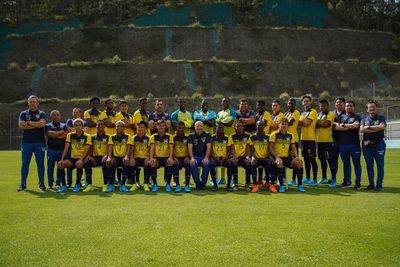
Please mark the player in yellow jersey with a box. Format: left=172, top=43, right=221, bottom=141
left=130, top=121, right=151, bottom=192
left=172, top=122, right=190, bottom=193
left=133, top=98, right=150, bottom=134
left=216, top=97, right=237, bottom=137
left=87, top=120, right=111, bottom=192
left=249, top=120, right=274, bottom=193
left=171, top=98, right=193, bottom=135
left=285, top=98, right=301, bottom=186
left=57, top=118, right=93, bottom=193
left=99, top=98, right=117, bottom=136
left=83, top=96, right=101, bottom=135
left=298, top=95, right=319, bottom=186
left=254, top=100, right=273, bottom=186
left=228, top=120, right=251, bottom=192
left=269, top=117, right=305, bottom=193
left=148, top=120, right=174, bottom=192
left=316, top=99, right=336, bottom=185
left=115, top=99, right=136, bottom=136
left=270, top=100, right=284, bottom=133
left=105, top=121, right=133, bottom=193
left=210, top=123, right=233, bottom=192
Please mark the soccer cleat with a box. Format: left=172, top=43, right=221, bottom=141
left=120, top=185, right=130, bottom=192
left=308, top=180, right=318, bottom=186
left=152, top=184, right=158, bottom=193
left=175, top=185, right=182, bottom=192
left=374, top=187, right=382, bottom=192
left=58, top=186, right=67, bottom=193
left=135, top=183, right=142, bottom=189
left=365, top=184, right=375, bottom=190
left=287, top=179, right=297, bottom=186
left=209, top=180, right=215, bottom=186
left=55, top=185, right=61, bottom=190
left=143, top=183, right=150, bottom=192
left=329, top=180, right=337, bottom=188
left=262, top=181, right=270, bottom=188
left=303, top=178, right=311, bottom=184
left=83, top=184, right=93, bottom=193
left=278, top=185, right=286, bottom=193
left=105, top=184, right=114, bottom=193
left=339, top=182, right=351, bottom=188
left=102, top=185, right=108, bottom=192
left=233, top=185, right=239, bottom=192
left=353, top=183, right=361, bottom=190
left=39, top=184, right=46, bottom=192
left=17, top=185, right=26, bottom=192
left=245, top=184, right=251, bottom=192
left=297, top=185, right=306, bottom=192
left=201, top=184, right=206, bottom=191
left=217, top=178, right=226, bottom=185
left=251, top=184, right=259, bottom=193
left=184, top=185, right=191, bottom=193
left=165, top=184, right=172, bottom=192
left=269, top=184, right=277, bottom=193
left=130, top=184, right=138, bottom=192
left=212, top=185, right=218, bottom=192
left=318, top=178, right=329, bottom=184
left=73, top=184, right=80, bottom=193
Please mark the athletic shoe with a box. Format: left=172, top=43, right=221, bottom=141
left=374, top=187, right=382, bottom=192
left=233, top=185, right=239, bottom=192
left=136, top=183, right=142, bottom=189
left=143, top=183, right=150, bottom=192
left=120, top=185, right=130, bottom=192
left=303, top=178, right=312, bottom=184
left=262, top=181, right=270, bottom=188
left=175, top=185, right=182, bottom=192
left=201, top=184, right=206, bottom=191
left=269, top=185, right=277, bottom=193
left=105, top=184, right=114, bottom=193
left=212, top=185, right=218, bottom=192
left=102, top=185, right=108, bottom=192
left=226, top=186, right=233, bottom=192
left=73, top=184, right=80, bottom=193
left=58, top=186, right=67, bottom=193
left=217, top=178, right=226, bottom=185
left=83, top=184, right=93, bottom=192
left=257, top=179, right=263, bottom=185
left=308, top=180, right=318, bottom=186
left=151, top=184, right=158, bottom=192
left=353, top=183, right=361, bottom=190
left=39, top=184, right=46, bottom=192
left=318, top=178, right=328, bottom=184
left=269, top=184, right=278, bottom=193
left=297, top=185, right=306, bottom=192
left=184, top=185, right=191, bottom=193
left=339, top=182, right=351, bottom=188
left=130, top=184, right=138, bottom=192
left=172, top=182, right=177, bottom=187
left=55, top=185, right=61, bottom=190
left=209, top=180, right=215, bottom=186
left=365, top=184, right=375, bottom=190
left=245, top=184, right=251, bottom=192
left=251, top=184, right=259, bottom=193
left=329, top=180, right=337, bottom=188
left=278, top=185, right=286, bottom=193
left=17, top=185, right=26, bottom=192
left=113, top=179, right=119, bottom=185
left=165, top=184, right=172, bottom=192
left=287, top=179, right=297, bottom=186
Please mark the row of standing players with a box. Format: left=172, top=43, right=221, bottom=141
left=17, top=95, right=387, bottom=193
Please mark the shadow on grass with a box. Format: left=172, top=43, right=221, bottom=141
left=23, top=184, right=400, bottom=198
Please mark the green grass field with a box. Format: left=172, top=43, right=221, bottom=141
left=1, top=150, right=399, bottom=266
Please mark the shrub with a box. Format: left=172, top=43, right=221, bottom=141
left=7, top=62, right=21, bottom=71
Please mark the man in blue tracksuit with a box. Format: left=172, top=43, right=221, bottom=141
left=330, top=97, right=346, bottom=187
left=334, top=100, right=362, bottom=189
left=18, top=95, right=47, bottom=191
left=45, top=110, right=68, bottom=189
left=360, top=100, right=386, bottom=191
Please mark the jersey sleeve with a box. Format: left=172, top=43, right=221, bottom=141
left=99, top=111, right=107, bottom=120
left=19, top=111, right=26, bottom=121
left=293, top=110, right=300, bottom=122
left=248, top=136, right=254, bottom=146
left=86, top=134, right=92, bottom=145
left=208, top=111, right=217, bottom=120
left=310, top=109, right=318, bottom=122
left=66, top=133, right=72, bottom=143
left=83, top=110, right=90, bottom=119
left=40, top=111, right=46, bottom=120
left=168, top=134, right=174, bottom=144
left=227, top=135, right=233, bottom=146
left=269, top=132, right=276, bottom=143
left=206, top=133, right=211, bottom=144
left=327, top=112, right=335, bottom=123
left=149, top=135, right=155, bottom=145
left=187, top=134, right=194, bottom=144
left=133, top=111, right=142, bottom=124
left=107, top=136, right=114, bottom=145
left=127, top=134, right=133, bottom=145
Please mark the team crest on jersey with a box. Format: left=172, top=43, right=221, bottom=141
left=122, top=138, right=126, bottom=142
left=143, top=140, right=148, bottom=143
left=222, top=140, right=227, bottom=144
left=201, top=137, right=206, bottom=142
left=102, top=138, right=107, bottom=142
left=80, top=139, right=85, bottom=143
left=36, top=114, right=40, bottom=120
left=374, top=121, right=380, bottom=125
left=286, top=137, right=290, bottom=141
left=243, top=137, right=248, bottom=141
